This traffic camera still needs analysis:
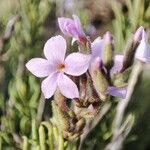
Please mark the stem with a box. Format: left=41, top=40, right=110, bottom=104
left=39, top=125, right=46, bottom=150
left=58, top=134, right=64, bottom=150
left=0, top=137, right=2, bottom=150
left=78, top=102, right=111, bottom=150
left=67, top=140, right=78, bottom=150
left=105, top=60, right=144, bottom=150
left=114, top=61, right=143, bottom=130
left=22, top=136, right=28, bottom=150
left=31, top=119, right=37, bottom=140
left=37, top=95, right=45, bottom=124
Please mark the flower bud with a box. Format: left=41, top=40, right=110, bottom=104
left=134, top=26, right=144, bottom=43
left=58, top=15, right=87, bottom=43
left=111, top=68, right=131, bottom=87
left=102, top=32, right=114, bottom=71
left=90, top=57, right=108, bottom=101
left=52, top=101, right=70, bottom=131
left=121, top=27, right=144, bottom=72
left=135, top=29, right=150, bottom=63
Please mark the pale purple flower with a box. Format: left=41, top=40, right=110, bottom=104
left=135, top=28, right=150, bottom=63
left=89, top=55, right=126, bottom=99
left=89, top=32, right=127, bottom=99
left=58, top=15, right=87, bottom=43
left=91, top=36, right=124, bottom=75
left=91, top=32, right=113, bottom=59
left=109, top=55, right=127, bottom=99
left=26, top=35, right=91, bottom=99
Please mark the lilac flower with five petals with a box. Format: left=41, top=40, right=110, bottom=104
left=26, top=35, right=91, bottom=99
left=58, top=15, right=87, bottom=43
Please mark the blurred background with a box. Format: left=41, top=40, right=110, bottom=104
left=0, top=0, right=150, bottom=149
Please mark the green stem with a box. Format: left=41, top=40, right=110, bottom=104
left=22, top=136, right=28, bottom=150
left=58, top=134, right=64, bottom=150
left=39, top=125, right=46, bottom=150
left=31, top=119, right=37, bottom=140
left=67, top=140, right=78, bottom=150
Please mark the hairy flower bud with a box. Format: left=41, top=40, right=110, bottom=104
left=52, top=101, right=70, bottom=131
left=111, top=68, right=131, bottom=87
left=134, top=26, right=144, bottom=43
left=121, top=27, right=144, bottom=72
left=102, top=32, right=114, bottom=71
left=90, top=57, right=108, bottom=100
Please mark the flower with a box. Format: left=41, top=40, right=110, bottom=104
left=91, top=32, right=113, bottom=61
left=58, top=15, right=87, bottom=43
left=108, top=55, right=127, bottom=99
left=135, top=28, right=150, bottom=63
left=91, top=36, right=124, bottom=75
left=90, top=35, right=127, bottom=99
left=26, top=35, right=91, bottom=99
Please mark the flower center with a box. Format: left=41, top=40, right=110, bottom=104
left=79, top=36, right=87, bottom=44
left=57, top=63, right=65, bottom=72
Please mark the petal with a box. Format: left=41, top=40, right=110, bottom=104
left=41, top=73, right=58, bottom=99
left=134, top=26, right=144, bottom=42
left=135, top=32, right=150, bottom=63
left=64, top=52, right=91, bottom=76
left=91, top=37, right=103, bottom=58
left=65, top=23, right=79, bottom=38
left=110, top=55, right=124, bottom=75
left=108, top=86, right=127, bottom=99
left=58, top=17, right=75, bottom=36
left=44, top=35, right=66, bottom=63
left=57, top=74, right=79, bottom=98
left=26, top=58, right=55, bottom=77
left=89, top=57, right=102, bottom=77
left=73, top=15, right=85, bottom=36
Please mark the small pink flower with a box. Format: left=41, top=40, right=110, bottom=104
left=26, top=35, right=91, bottom=99
left=58, top=15, right=87, bottom=43
left=135, top=28, right=150, bottom=63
